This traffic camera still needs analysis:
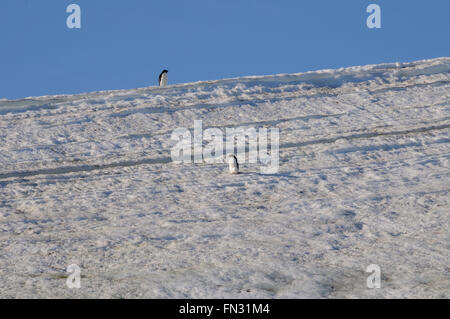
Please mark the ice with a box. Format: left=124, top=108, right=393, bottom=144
left=0, top=57, right=449, bottom=298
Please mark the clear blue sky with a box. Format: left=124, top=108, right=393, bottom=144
left=1, top=0, right=449, bottom=99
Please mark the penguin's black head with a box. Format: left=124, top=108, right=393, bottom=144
left=162, top=69, right=168, bottom=74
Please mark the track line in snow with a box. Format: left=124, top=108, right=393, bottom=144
left=1, top=121, right=448, bottom=180
left=282, top=123, right=450, bottom=149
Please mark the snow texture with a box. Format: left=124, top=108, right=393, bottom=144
left=0, top=58, right=449, bottom=298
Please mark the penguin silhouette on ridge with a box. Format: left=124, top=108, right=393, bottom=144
left=159, top=69, right=168, bottom=87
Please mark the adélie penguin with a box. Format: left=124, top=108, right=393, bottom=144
left=159, top=69, right=168, bottom=87
left=227, top=154, right=239, bottom=174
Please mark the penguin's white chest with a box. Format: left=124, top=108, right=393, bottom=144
left=159, top=72, right=168, bottom=87
left=228, top=155, right=239, bottom=174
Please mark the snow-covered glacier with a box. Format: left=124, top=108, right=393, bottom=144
left=0, top=58, right=449, bottom=298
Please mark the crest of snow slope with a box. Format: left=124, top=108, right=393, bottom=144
left=0, top=58, right=449, bottom=298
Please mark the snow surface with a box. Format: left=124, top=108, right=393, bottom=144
left=0, top=58, right=449, bottom=298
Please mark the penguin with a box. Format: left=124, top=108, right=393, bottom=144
left=159, top=69, right=168, bottom=87
left=227, top=154, right=239, bottom=174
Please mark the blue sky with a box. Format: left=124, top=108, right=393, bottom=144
left=0, top=0, right=449, bottom=99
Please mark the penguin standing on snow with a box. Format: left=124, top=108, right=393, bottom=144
left=227, top=154, right=239, bottom=174
left=159, top=69, right=168, bottom=87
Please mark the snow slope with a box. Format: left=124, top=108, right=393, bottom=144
left=0, top=58, right=449, bottom=298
